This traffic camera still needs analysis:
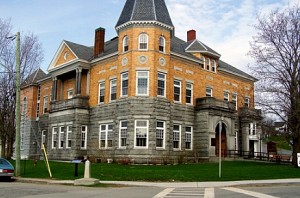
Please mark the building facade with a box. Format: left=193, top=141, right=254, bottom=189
left=20, top=0, right=262, bottom=163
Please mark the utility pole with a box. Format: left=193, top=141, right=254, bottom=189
left=15, top=32, right=21, bottom=176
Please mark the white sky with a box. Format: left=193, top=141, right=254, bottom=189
left=1, top=0, right=298, bottom=73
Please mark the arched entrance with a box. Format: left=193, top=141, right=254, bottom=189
left=215, top=122, right=227, bottom=157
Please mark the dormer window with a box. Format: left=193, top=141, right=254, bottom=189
left=139, top=33, right=148, bottom=50
left=206, top=58, right=210, bottom=70
left=123, top=36, right=129, bottom=52
left=159, top=36, right=165, bottom=52
left=212, top=60, right=216, bottom=72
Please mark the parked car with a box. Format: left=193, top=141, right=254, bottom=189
left=0, top=158, right=14, bottom=178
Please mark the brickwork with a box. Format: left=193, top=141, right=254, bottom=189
left=55, top=45, right=77, bottom=67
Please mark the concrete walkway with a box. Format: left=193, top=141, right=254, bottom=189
left=14, top=177, right=300, bottom=188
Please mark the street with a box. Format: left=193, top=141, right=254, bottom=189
left=1, top=181, right=300, bottom=198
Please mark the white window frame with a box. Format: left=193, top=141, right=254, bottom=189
left=206, top=58, right=210, bottom=70
left=110, top=78, right=117, bottom=102
left=186, top=82, right=193, bottom=105
left=156, top=121, right=165, bottom=149
left=99, top=124, right=113, bottom=149
left=81, top=125, right=87, bottom=150
left=41, top=130, right=46, bottom=146
left=212, top=60, right=216, bottom=72
left=43, top=96, right=48, bottom=114
left=66, top=125, right=72, bottom=149
left=232, top=94, right=237, bottom=110
left=121, top=72, right=128, bottom=97
left=159, top=36, right=165, bottom=52
left=98, top=81, right=105, bottom=104
left=67, top=89, right=73, bottom=99
left=138, top=33, right=148, bottom=50
left=134, top=120, right=149, bottom=148
left=59, top=126, right=65, bottom=149
left=123, top=36, right=129, bottom=52
left=249, top=123, right=257, bottom=135
left=173, top=124, right=181, bottom=150
left=52, top=127, right=58, bottom=149
left=136, top=71, right=149, bottom=96
left=206, top=87, right=213, bottom=97
left=174, top=79, right=181, bottom=102
left=119, top=120, right=128, bottom=148
left=185, top=126, right=193, bottom=150
left=157, top=72, right=166, bottom=97
left=244, top=97, right=250, bottom=107
left=224, top=92, right=229, bottom=101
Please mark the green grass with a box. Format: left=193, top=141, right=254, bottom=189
left=15, top=160, right=300, bottom=182
left=267, top=135, right=291, bottom=150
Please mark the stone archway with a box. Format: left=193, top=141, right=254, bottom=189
left=215, top=122, right=227, bottom=157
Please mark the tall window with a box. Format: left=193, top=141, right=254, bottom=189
left=66, top=125, right=72, bottom=148
left=58, top=126, right=65, bottom=149
left=212, top=60, right=216, bottom=72
left=156, top=121, right=165, bottom=148
left=135, top=120, right=148, bottom=148
left=249, top=123, right=257, bottom=135
left=136, top=71, right=149, bottom=96
left=244, top=97, right=250, bottom=107
left=232, top=94, right=237, bottom=110
left=99, top=124, right=113, bottom=148
left=159, top=36, right=165, bottom=52
left=22, top=97, right=27, bottom=116
left=41, top=130, right=46, bottom=146
left=206, top=87, right=213, bottom=97
left=121, top=72, right=128, bottom=97
left=206, top=58, right=210, bottom=70
left=139, top=33, right=148, bottom=50
left=123, top=36, right=129, bottom=52
left=81, top=125, right=87, bottom=149
left=173, top=124, right=181, bottom=149
left=52, top=127, right=58, bottom=149
left=43, top=96, right=48, bottom=113
left=157, top=72, right=166, bottom=97
left=98, top=81, right=105, bottom=103
left=67, top=89, right=73, bottom=99
left=186, top=82, right=193, bottom=104
left=224, top=92, right=229, bottom=101
left=174, top=80, right=181, bottom=102
left=119, top=121, right=128, bottom=148
left=110, top=79, right=117, bottom=101
left=185, top=126, right=192, bottom=150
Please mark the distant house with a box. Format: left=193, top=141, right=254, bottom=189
left=274, top=122, right=287, bottom=134
left=20, top=0, right=262, bottom=163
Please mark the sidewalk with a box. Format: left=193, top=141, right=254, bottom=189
left=14, top=177, right=300, bottom=188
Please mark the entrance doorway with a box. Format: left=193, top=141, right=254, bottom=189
left=215, top=122, right=226, bottom=157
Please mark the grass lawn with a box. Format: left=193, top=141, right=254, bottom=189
left=16, top=160, right=300, bottom=182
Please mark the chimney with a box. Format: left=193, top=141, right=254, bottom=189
left=94, top=27, right=105, bottom=57
left=187, top=29, right=196, bottom=42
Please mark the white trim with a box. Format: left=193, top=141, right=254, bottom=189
left=136, top=70, right=149, bottom=96
left=119, top=120, right=128, bottom=148
left=58, top=126, right=65, bottom=149
left=173, top=124, right=181, bottom=150
left=81, top=125, right=87, bottom=150
left=156, top=121, right=165, bottom=149
left=115, top=20, right=174, bottom=32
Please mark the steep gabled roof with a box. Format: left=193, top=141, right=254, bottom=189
left=185, top=40, right=221, bottom=58
left=116, top=0, right=174, bottom=30
left=64, top=40, right=93, bottom=61
left=21, top=68, right=47, bottom=88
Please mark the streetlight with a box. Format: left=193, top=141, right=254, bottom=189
left=219, top=116, right=224, bottom=178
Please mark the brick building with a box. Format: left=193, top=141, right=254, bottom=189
left=20, top=0, right=262, bottom=162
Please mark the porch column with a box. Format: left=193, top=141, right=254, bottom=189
left=51, top=77, right=57, bottom=101
left=75, top=68, right=82, bottom=95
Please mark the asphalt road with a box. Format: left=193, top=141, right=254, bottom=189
left=1, top=181, right=300, bottom=198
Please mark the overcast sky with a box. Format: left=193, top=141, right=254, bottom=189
left=1, top=0, right=298, bottom=73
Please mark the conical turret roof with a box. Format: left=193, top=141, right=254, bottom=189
left=116, top=0, right=174, bottom=31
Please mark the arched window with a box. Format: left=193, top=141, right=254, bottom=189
left=159, top=36, right=165, bottom=52
left=123, top=36, right=129, bottom=52
left=139, top=33, right=148, bottom=50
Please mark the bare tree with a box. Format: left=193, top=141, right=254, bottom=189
left=0, top=18, right=44, bottom=158
left=248, top=5, right=300, bottom=166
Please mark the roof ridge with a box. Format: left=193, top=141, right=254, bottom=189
left=130, top=0, right=137, bottom=21
left=152, top=0, right=157, bottom=20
